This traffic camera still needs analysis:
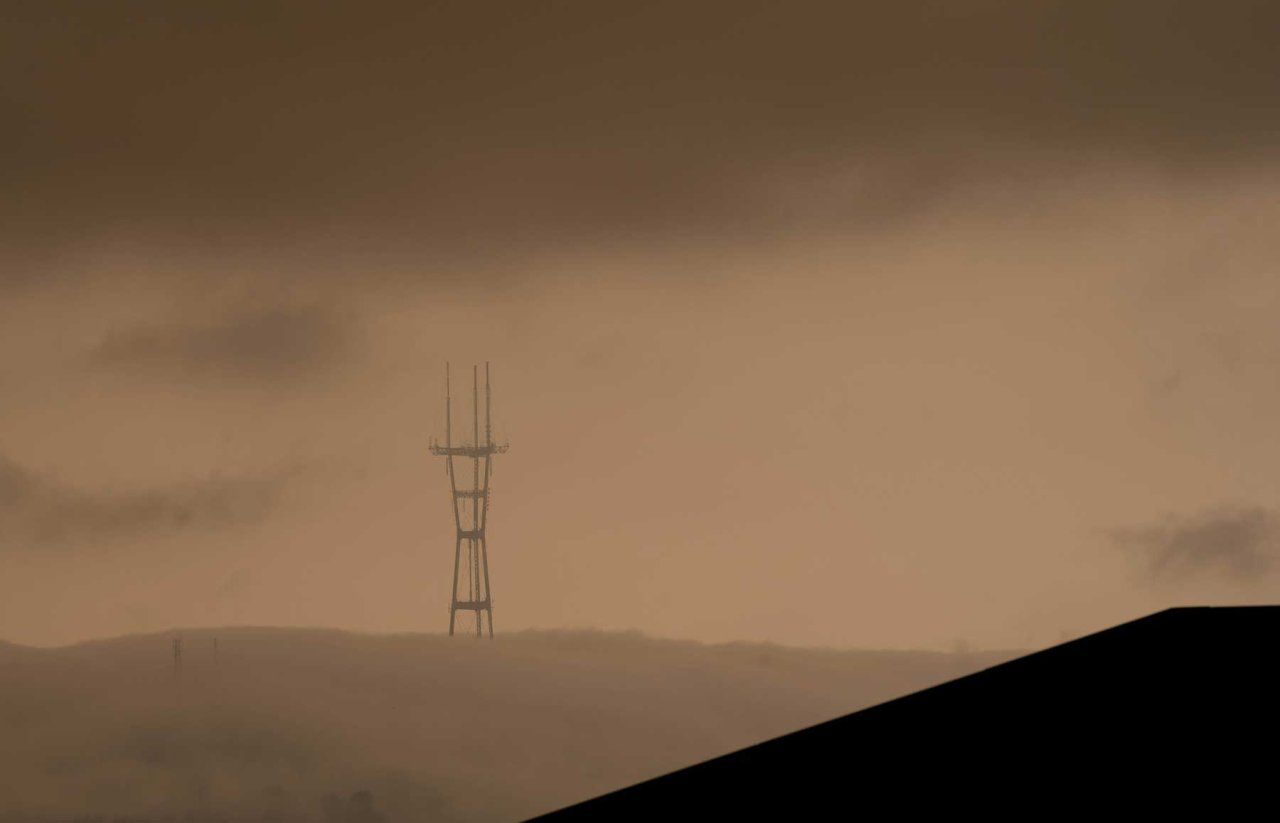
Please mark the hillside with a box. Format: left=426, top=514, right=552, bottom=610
left=0, top=628, right=1014, bottom=821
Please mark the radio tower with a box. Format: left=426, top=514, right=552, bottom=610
left=430, top=362, right=508, bottom=637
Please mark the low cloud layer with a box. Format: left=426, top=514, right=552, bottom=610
left=90, top=305, right=352, bottom=384
left=1110, top=506, right=1280, bottom=583
left=0, top=453, right=294, bottom=552
left=3, top=1, right=1279, bottom=269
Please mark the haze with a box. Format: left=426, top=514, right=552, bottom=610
left=0, top=629, right=1014, bottom=819
left=4, top=1, right=1280, bottom=652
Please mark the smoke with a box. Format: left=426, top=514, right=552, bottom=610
left=2, top=0, right=1279, bottom=649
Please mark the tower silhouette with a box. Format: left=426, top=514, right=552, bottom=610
left=431, top=363, right=508, bottom=636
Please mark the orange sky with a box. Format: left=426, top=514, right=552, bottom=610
left=3, top=1, right=1279, bottom=648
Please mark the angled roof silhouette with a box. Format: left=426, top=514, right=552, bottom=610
left=532, top=606, right=1276, bottom=818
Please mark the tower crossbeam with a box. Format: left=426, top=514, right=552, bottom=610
left=429, top=444, right=509, bottom=457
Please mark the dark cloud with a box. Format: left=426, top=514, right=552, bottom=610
left=1110, top=506, right=1279, bottom=582
left=90, top=305, right=352, bottom=383
left=3, top=1, right=1279, bottom=265
left=1152, top=369, right=1186, bottom=399
left=0, top=455, right=39, bottom=506
left=0, top=453, right=294, bottom=551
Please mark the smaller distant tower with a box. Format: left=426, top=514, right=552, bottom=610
left=172, top=635, right=183, bottom=676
